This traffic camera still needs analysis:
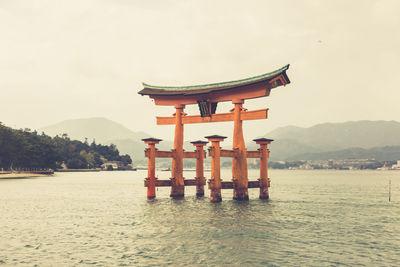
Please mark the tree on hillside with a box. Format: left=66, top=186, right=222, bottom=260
left=120, top=154, right=132, bottom=166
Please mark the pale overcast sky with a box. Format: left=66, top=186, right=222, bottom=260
left=1, top=0, right=399, bottom=140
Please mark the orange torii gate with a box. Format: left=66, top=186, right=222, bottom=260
left=139, top=64, right=291, bottom=201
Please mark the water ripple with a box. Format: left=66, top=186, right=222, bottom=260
left=0, top=170, right=399, bottom=266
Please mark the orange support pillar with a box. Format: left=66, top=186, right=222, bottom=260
left=142, top=137, right=162, bottom=199
left=253, top=138, right=273, bottom=199
left=170, top=104, right=185, bottom=198
left=191, top=140, right=208, bottom=197
left=232, top=99, right=249, bottom=200
left=206, top=135, right=226, bottom=202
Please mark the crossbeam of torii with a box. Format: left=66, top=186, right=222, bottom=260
left=138, top=64, right=290, bottom=201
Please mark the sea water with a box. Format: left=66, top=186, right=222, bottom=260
left=0, top=170, right=399, bottom=266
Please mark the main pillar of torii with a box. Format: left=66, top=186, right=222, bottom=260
left=138, top=64, right=291, bottom=200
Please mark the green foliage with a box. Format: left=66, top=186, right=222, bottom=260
left=66, top=158, right=86, bottom=169
left=120, top=154, right=132, bottom=165
left=0, top=123, right=132, bottom=170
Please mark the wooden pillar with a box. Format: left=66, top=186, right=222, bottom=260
left=142, top=137, right=162, bottom=199
left=206, top=135, right=226, bottom=202
left=170, top=104, right=185, bottom=198
left=232, top=99, right=249, bottom=200
left=191, top=140, right=208, bottom=197
left=253, top=138, right=273, bottom=199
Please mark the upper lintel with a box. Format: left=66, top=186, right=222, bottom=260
left=138, top=64, right=290, bottom=105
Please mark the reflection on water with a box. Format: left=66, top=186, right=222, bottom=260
left=0, top=170, right=399, bottom=266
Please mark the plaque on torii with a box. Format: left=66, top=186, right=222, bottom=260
left=139, top=64, right=290, bottom=201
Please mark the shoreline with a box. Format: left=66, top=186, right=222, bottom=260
left=56, top=169, right=101, bottom=172
left=0, top=172, right=48, bottom=179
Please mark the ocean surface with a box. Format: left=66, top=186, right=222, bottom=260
left=0, top=169, right=399, bottom=266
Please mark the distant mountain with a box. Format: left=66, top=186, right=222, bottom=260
left=258, top=120, right=400, bottom=160
left=39, top=117, right=149, bottom=143
left=40, top=118, right=400, bottom=162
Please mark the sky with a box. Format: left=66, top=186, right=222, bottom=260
left=1, top=0, right=399, bottom=141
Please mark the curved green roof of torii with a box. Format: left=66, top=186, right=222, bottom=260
left=139, top=64, right=290, bottom=96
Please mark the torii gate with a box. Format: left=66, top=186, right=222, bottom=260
left=139, top=64, right=290, bottom=201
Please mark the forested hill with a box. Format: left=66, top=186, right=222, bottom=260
left=265, top=120, right=400, bottom=150
left=0, top=122, right=131, bottom=170
left=287, top=146, right=400, bottom=161
left=39, top=117, right=151, bottom=164
left=257, top=120, right=400, bottom=160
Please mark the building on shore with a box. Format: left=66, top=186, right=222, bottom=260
left=391, top=160, right=400, bottom=170
left=101, top=161, right=133, bottom=170
left=101, top=161, right=122, bottom=170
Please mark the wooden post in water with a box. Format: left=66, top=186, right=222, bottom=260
left=170, top=104, right=185, bottom=198
left=232, top=99, right=249, bottom=200
left=142, top=138, right=162, bottom=199
left=191, top=140, right=208, bottom=197
left=253, top=138, right=273, bottom=199
left=206, top=135, right=226, bottom=202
